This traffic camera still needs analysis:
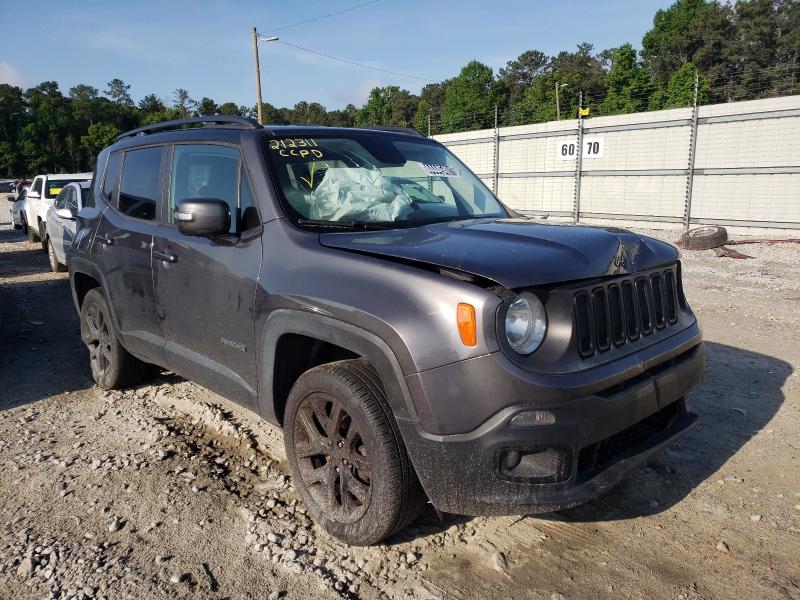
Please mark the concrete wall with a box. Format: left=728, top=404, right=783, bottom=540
left=434, top=95, right=800, bottom=233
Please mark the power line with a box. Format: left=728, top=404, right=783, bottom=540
left=276, top=40, right=434, bottom=82
left=270, top=0, right=383, bottom=33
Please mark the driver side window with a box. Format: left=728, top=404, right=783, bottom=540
left=170, top=144, right=240, bottom=234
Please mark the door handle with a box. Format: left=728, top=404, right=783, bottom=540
left=153, top=249, right=178, bottom=263
left=96, top=234, right=114, bottom=246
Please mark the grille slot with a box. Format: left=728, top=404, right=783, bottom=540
left=664, top=270, right=678, bottom=323
left=573, top=267, right=681, bottom=359
left=592, top=288, right=611, bottom=352
left=574, top=292, right=594, bottom=357
left=607, top=284, right=626, bottom=346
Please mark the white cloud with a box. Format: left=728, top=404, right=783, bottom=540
left=0, top=62, right=27, bottom=87
left=332, top=78, right=383, bottom=107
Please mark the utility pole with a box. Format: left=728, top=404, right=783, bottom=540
left=252, top=27, right=264, bottom=125
left=556, top=82, right=568, bottom=121
left=555, top=81, right=561, bottom=121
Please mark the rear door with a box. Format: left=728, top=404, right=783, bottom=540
left=152, top=142, right=262, bottom=409
left=91, top=146, right=166, bottom=364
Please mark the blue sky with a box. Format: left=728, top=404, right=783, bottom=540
left=0, top=0, right=672, bottom=110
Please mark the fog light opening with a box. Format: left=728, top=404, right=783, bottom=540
left=498, top=447, right=571, bottom=483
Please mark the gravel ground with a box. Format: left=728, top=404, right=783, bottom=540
left=1, top=206, right=798, bottom=600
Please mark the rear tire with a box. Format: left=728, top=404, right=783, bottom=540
left=80, top=289, right=149, bottom=389
left=47, top=238, right=66, bottom=273
left=284, top=359, right=426, bottom=545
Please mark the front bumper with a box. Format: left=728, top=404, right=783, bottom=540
left=398, top=336, right=705, bottom=516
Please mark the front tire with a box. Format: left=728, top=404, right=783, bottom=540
left=80, top=289, right=148, bottom=389
left=284, top=359, right=426, bottom=545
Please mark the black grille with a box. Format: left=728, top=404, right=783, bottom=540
left=574, top=267, right=680, bottom=358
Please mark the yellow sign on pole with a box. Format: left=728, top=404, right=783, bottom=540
left=579, top=107, right=591, bottom=117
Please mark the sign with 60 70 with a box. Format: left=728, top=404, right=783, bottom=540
left=556, top=136, right=604, bottom=160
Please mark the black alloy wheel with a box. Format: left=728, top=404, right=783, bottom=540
left=284, top=359, right=426, bottom=545
left=293, top=392, right=372, bottom=523
left=79, top=289, right=149, bottom=389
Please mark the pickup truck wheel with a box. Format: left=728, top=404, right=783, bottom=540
left=27, top=223, right=39, bottom=243
left=47, top=238, right=66, bottom=272
left=80, top=289, right=148, bottom=389
left=285, top=359, right=425, bottom=545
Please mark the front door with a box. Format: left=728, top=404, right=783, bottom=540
left=91, top=146, right=166, bottom=364
left=152, top=143, right=262, bottom=409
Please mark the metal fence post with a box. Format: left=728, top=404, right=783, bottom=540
left=493, top=105, right=500, bottom=194
left=684, top=74, right=700, bottom=230
left=573, top=90, right=584, bottom=223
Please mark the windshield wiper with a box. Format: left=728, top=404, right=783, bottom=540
left=296, top=218, right=396, bottom=231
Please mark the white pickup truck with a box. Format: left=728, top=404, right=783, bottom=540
left=25, top=173, right=92, bottom=245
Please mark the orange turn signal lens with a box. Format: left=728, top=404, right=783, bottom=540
left=457, top=303, right=477, bottom=347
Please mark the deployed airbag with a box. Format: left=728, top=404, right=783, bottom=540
left=309, top=167, right=413, bottom=222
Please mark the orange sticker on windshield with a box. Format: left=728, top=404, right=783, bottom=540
left=269, top=138, right=324, bottom=159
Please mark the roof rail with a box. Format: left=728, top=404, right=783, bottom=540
left=364, top=125, right=425, bottom=137
left=115, top=115, right=262, bottom=142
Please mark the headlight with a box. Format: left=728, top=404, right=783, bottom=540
left=504, top=292, right=547, bottom=354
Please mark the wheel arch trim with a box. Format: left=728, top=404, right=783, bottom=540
left=257, top=309, right=420, bottom=426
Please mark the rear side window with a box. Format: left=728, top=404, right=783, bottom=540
left=54, top=188, right=69, bottom=210
left=101, top=153, right=122, bottom=206
left=119, top=147, right=164, bottom=221
left=31, top=178, right=42, bottom=195
left=66, top=188, right=79, bottom=212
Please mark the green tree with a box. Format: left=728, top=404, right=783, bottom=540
left=413, top=99, right=431, bottom=135
left=20, top=82, right=72, bottom=173
left=327, top=104, right=357, bottom=127
left=138, top=94, right=166, bottom=115
left=440, top=61, right=502, bottom=132
left=173, top=89, right=196, bottom=119
left=354, top=86, right=418, bottom=127
left=0, top=84, right=28, bottom=176
left=499, top=50, right=550, bottom=109
left=642, top=0, right=710, bottom=85
left=599, top=44, right=654, bottom=114
left=105, top=78, right=133, bottom=107
left=662, top=62, right=710, bottom=107
left=69, top=84, right=99, bottom=126
left=197, top=97, right=218, bottom=116
left=218, top=102, right=242, bottom=116
left=81, top=122, right=119, bottom=165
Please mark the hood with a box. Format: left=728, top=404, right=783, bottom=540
left=319, top=218, right=679, bottom=289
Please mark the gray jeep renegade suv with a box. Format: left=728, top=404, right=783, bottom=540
left=68, top=116, right=705, bottom=545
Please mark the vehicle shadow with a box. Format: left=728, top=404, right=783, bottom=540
left=0, top=276, right=91, bottom=411
left=550, top=340, right=790, bottom=522
left=0, top=227, right=26, bottom=243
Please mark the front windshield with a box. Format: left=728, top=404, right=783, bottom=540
left=46, top=179, right=88, bottom=199
left=264, top=133, right=506, bottom=227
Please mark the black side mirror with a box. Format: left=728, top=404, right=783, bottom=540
left=175, top=199, right=231, bottom=238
